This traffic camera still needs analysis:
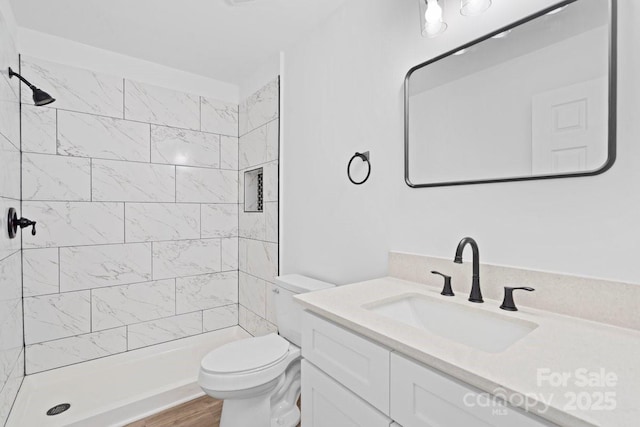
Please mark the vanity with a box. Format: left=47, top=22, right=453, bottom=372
left=294, top=273, right=640, bottom=427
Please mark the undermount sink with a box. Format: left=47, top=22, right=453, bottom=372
left=365, top=293, right=538, bottom=353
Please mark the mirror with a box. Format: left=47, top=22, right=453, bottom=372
left=405, top=0, right=616, bottom=188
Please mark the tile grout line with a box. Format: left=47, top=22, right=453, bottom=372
left=22, top=198, right=239, bottom=205
left=237, top=96, right=241, bottom=323
left=21, top=269, right=238, bottom=298
left=58, top=247, right=61, bottom=294
left=90, top=158, right=93, bottom=202
left=17, top=149, right=242, bottom=171
left=89, top=289, right=93, bottom=332
left=19, top=56, right=27, bottom=380
left=55, top=108, right=59, bottom=155
left=17, top=97, right=237, bottom=136
left=123, top=203, right=126, bottom=243
left=122, top=78, right=125, bottom=120
left=23, top=235, right=243, bottom=251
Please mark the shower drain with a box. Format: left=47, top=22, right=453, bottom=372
left=46, top=403, right=71, bottom=416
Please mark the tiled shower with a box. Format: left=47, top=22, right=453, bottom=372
left=0, top=9, right=23, bottom=424
left=0, top=46, right=279, bottom=423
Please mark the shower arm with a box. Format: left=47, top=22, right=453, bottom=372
left=8, top=67, right=37, bottom=90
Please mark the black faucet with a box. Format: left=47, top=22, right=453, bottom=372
left=431, top=271, right=454, bottom=296
left=500, top=287, right=535, bottom=311
left=453, top=237, right=483, bottom=303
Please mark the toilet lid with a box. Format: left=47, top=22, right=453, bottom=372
left=201, top=333, right=290, bottom=374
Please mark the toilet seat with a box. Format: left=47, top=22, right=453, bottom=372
left=202, top=334, right=290, bottom=374
left=199, top=334, right=300, bottom=393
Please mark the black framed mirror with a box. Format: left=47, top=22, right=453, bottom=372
left=405, top=0, right=617, bottom=188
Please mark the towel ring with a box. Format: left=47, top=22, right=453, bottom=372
left=347, top=151, right=371, bottom=185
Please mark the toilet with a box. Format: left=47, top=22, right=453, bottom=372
left=198, top=274, right=335, bottom=427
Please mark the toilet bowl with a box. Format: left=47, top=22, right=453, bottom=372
left=198, top=274, right=335, bottom=427
left=199, top=334, right=301, bottom=427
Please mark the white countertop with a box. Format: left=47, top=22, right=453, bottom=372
left=295, top=277, right=640, bottom=427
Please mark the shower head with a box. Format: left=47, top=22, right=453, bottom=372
left=8, top=67, right=56, bottom=106
left=31, top=87, right=56, bottom=106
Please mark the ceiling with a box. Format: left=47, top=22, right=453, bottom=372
left=9, top=0, right=348, bottom=84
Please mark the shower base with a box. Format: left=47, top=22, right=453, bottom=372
left=6, top=326, right=250, bottom=427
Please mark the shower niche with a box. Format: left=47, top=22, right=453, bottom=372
left=244, top=167, right=264, bottom=212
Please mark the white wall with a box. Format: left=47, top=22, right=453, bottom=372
left=281, top=0, right=640, bottom=286
left=238, top=52, right=281, bottom=101
left=18, top=28, right=239, bottom=103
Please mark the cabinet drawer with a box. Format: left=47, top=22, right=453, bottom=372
left=390, top=353, right=556, bottom=427
left=302, top=360, right=392, bottom=427
left=302, top=311, right=391, bottom=414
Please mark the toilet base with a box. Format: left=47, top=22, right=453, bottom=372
left=215, top=359, right=301, bottom=427
left=220, top=393, right=273, bottom=427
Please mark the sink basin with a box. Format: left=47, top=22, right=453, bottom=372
left=365, top=293, right=538, bottom=353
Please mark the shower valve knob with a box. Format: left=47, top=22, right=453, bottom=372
left=16, top=217, right=37, bottom=235
left=7, top=208, right=37, bottom=238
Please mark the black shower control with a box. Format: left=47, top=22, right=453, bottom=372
left=7, top=208, right=37, bottom=238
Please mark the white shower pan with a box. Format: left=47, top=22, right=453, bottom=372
left=7, top=326, right=250, bottom=427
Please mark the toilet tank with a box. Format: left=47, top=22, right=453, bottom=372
left=274, top=274, right=335, bottom=346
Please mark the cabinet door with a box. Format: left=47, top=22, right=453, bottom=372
left=302, top=360, right=392, bottom=427
left=302, top=311, right=391, bottom=414
left=391, top=353, right=557, bottom=427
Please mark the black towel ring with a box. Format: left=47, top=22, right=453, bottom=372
left=347, top=151, right=371, bottom=185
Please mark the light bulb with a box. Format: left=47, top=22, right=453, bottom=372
left=460, top=0, right=492, bottom=16
left=422, top=0, right=447, bottom=38
left=425, top=0, right=443, bottom=24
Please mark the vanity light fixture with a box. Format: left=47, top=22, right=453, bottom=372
left=7, top=67, right=55, bottom=106
left=421, top=0, right=447, bottom=38
left=420, top=0, right=492, bottom=38
left=460, top=0, right=492, bottom=16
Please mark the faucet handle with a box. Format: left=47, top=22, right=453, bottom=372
left=500, top=287, right=535, bottom=311
left=431, top=271, right=454, bottom=297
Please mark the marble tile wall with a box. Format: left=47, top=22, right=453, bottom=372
left=0, top=8, right=24, bottom=426
left=19, top=56, right=242, bottom=374
left=238, top=78, right=280, bottom=336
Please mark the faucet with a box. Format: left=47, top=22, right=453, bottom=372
left=453, top=237, right=483, bottom=303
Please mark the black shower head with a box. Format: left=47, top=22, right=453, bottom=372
left=8, top=67, right=56, bottom=106
left=31, top=87, right=56, bottom=106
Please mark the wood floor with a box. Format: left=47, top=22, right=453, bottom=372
left=126, top=396, right=222, bottom=427
left=127, top=396, right=301, bottom=427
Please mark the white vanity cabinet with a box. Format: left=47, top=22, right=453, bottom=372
left=301, top=308, right=390, bottom=413
left=301, top=311, right=555, bottom=427
left=301, top=361, right=393, bottom=427
left=391, top=353, right=556, bottom=427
